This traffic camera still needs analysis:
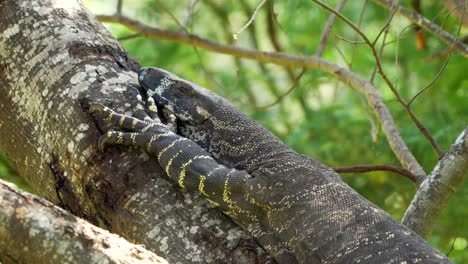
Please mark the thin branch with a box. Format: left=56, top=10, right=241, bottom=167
left=408, top=7, right=465, bottom=106
left=372, top=0, right=399, bottom=46
left=182, top=0, right=199, bottom=28
left=156, top=0, right=232, bottom=100
left=370, top=1, right=398, bottom=84
left=372, top=0, right=468, bottom=57
left=312, top=0, right=443, bottom=159
left=349, top=0, right=368, bottom=70
left=266, top=1, right=284, bottom=53
left=117, top=33, right=141, bottom=41
left=370, top=23, right=390, bottom=84
left=256, top=69, right=306, bottom=109
left=334, top=33, right=367, bottom=45
left=239, top=0, right=283, bottom=95
left=265, top=0, right=304, bottom=94
left=233, top=0, right=268, bottom=40
left=155, top=0, right=187, bottom=31
left=264, top=1, right=310, bottom=116
left=408, top=47, right=454, bottom=106
left=97, top=14, right=426, bottom=180
left=424, top=35, right=468, bottom=62
left=334, top=165, right=419, bottom=184
left=116, top=0, right=123, bottom=15
left=316, top=0, right=348, bottom=57
left=348, top=1, right=379, bottom=144
left=446, top=238, right=457, bottom=257
left=203, top=0, right=258, bottom=107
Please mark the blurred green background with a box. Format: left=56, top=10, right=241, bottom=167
left=2, top=0, right=466, bottom=262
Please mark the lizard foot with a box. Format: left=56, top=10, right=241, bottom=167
left=89, top=92, right=175, bottom=153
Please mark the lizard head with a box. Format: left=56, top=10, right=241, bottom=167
left=138, top=67, right=221, bottom=125
left=138, top=67, right=289, bottom=170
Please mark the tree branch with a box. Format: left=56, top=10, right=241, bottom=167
left=233, top=0, right=268, bottom=40
left=0, top=1, right=271, bottom=262
left=316, top=0, right=348, bottom=57
left=334, top=165, right=419, bottom=184
left=312, top=0, right=443, bottom=160
left=402, top=128, right=468, bottom=237
left=372, top=0, right=468, bottom=57
left=97, top=14, right=426, bottom=181
left=0, top=179, right=167, bottom=264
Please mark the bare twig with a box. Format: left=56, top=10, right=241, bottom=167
left=372, top=0, right=399, bottom=46
left=349, top=0, right=368, bottom=70
left=372, top=0, right=468, bottom=57
left=408, top=4, right=465, bottom=106
left=203, top=0, right=258, bottom=107
left=316, top=0, right=348, bottom=57
left=155, top=0, right=187, bottom=31
left=265, top=1, right=302, bottom=88
left=334, top=165, right=419, bottom=184
left=370, top=1, right=398, bottom=83
left=266, top=1, right=283, bottom=53
left=257, top=69, right=306, bottom=109
left=334, top=33, right=367, bottom=45
left=263, top=0, right=309, bottom=116
left=347, top=1, right=380, bottom=143
left=312, top=0, right=443, bottom=159
left=446, top=238, right=457, bottom=257
left=233, top=0, right=268, bottom=40
left=116, top=0, right=123, bottom=15
left=182, top=0, right=199, bottom=28
left=117, top=33, right=141, bottom=41
left=408, top=47, right=454, bottom=106
left=156, top=0, right=232, bottom=100
left=238, top=0, right=295, bottom=121
left=370, top=24, right=390, bottom=84
left=98, top=14, right=426, bottom=180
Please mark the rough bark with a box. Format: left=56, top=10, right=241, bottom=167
left=402, top=128, right=468, bottom=237
left=0, top=0, right=271, bottom=263
left=0, top=179, right=168, bottom=264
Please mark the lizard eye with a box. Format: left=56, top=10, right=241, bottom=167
left=173, top=82, right=192, bottom=97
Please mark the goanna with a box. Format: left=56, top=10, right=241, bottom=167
left=90, top=67, right=452, bottom=264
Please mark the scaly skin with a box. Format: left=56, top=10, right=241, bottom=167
left=90, top=67, right=452, bottom=264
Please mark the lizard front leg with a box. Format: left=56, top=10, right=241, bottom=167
left=90, top=91, right=300, bottom=263
left=89, top=93, right=255, bottom=217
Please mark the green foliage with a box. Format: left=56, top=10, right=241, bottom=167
left=0, top=151, right=32, bottom=193
left=2, top=0, right=465, bottom=262
left=89, top=0, right=467, bottom=261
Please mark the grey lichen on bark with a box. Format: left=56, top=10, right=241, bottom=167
left=402, top=128, right=468, bottom=238
left=0, top=179, right=168, bottom=264
left=0, top=0, right=271, bottom=263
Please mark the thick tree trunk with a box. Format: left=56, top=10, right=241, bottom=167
left=0, top=0, right=271, bottom=263
left=0, top=179, right=167, bottom=264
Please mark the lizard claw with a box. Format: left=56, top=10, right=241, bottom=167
left=97, top=131, right=113, bottom=152
left=146, top=97, right=159, bottom=120
left=162, top=108, right=177, bottom=132
left=89, top=103, right=107, bottom=114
